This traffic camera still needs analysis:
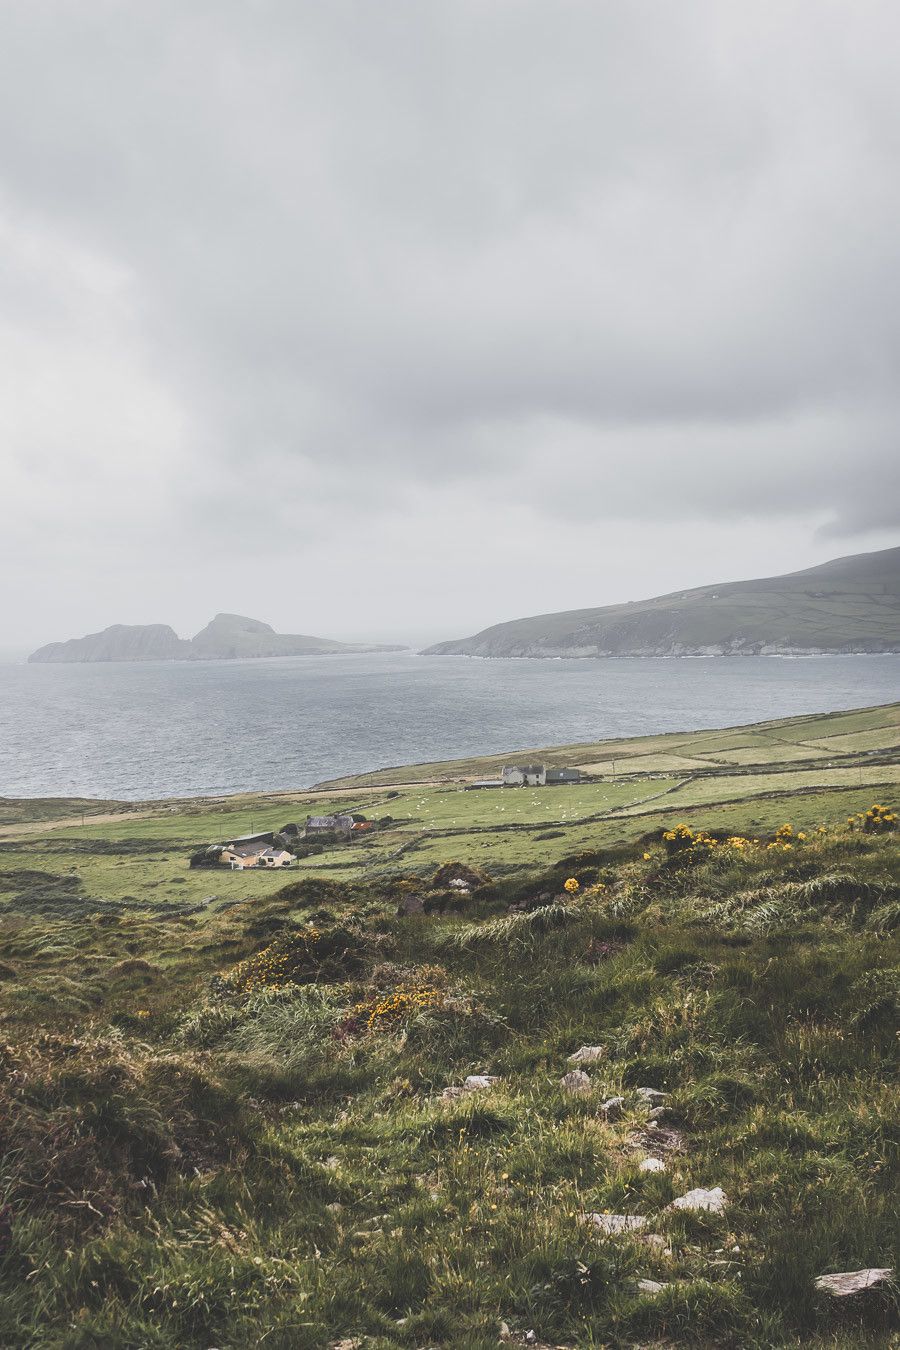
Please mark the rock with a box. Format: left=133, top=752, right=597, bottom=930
left=647, top=1106, right=669, bottom=1122
left=629, top=1124, right=686, bottom=1155
left=440, top=1074, right=499, bottom=1100
left=670, top=1186, right=728, bottom=1214
left=584, top=1212, right=647, bottom=1235
left=397, top=894, right=425, bottom=916
left=639, top=1157, right=666, bottom=1173
left=643, top=1233, right=672, bottom=1255
left=636, top=1278, right=669, bottom=1295
left=636, top=1087, right=668, bottom=1106
left=599, top=1096, right=625, bottom=1121
left=561, top=1069, right=592, bottom=1094
left=568, top=1045, right=605, bottom=1064
left=814, top=1268, right=893, bottom=1297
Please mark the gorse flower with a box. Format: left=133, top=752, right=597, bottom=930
left=563, top=877, right=580, bottom=894
left=848, top=803, right=897, bottom=834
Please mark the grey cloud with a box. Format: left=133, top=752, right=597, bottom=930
left=1, top=1, right=899, bottom=647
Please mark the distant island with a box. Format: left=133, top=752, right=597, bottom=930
left=28, top=613, right=406, bottom=663
left=423, top=546, right=900, bottom=658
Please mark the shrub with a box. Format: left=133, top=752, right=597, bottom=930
left=221, top=925, right=367, bottom=993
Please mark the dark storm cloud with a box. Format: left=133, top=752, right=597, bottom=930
left=1, top=1, right=898, bottom=646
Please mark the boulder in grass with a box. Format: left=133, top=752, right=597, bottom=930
left=639, top=1156, right=666, bottom=1173
left=670, top=1186, right=728, bottom=1214
left=636, top=1278, right=669, bottom=1295
left=440, top=1074, right=499, bottom=1100
left=636, top=1087, right=668, bottom=1107
left=560, top=1069, right=592, bottom=1094
left=814, top=1268, right=893, bottom=1298
left=585, top=1212, right=647, bottom=1235
left=599, top=1096, right=625, bottom=1121
left=568, top=1045, right=605, bottom=1064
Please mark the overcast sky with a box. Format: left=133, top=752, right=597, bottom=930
left=2, top=0, right=899, bottom=651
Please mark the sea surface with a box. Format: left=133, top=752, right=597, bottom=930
left=0, top=652, right=897, bottom=800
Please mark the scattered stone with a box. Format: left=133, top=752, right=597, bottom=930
left=568, top=1045, right=605, bottom=1064
left=814, top=1268, right=893, bottom=1298
left=397, top=894, right=425, bottom=916
left=440, top=1074, right=500, bottom=1100
left=643, top=1233, right=672, bottom=1255
left=599, top=1096, right=625, bottom=1121
left=670, top=1186, right=728, bottom=1214
left=639, top=1157, right=666, bottom=1173
left=635, top=1087, right=668, bottom=1106
left=647, top=1106, right=669, bottom=1122
left=560, top=1069, right=592, bottom=1094
left=584, top=1212, right=647, bottom=1235
left=629, top=1124, right=686, bottom=1155
left=636, top=1278, right=669, bottom=1295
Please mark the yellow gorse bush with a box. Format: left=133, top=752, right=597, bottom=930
left=352, top=983, right=445, bottom=1032
left=224, top=927, right=323, bottom=993
left=848, top=803, right=897, bottom=834
left=563, top=877, right=580, bottom=894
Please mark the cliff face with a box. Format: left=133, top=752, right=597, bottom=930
left=28, top=614, right=405, bottom=663
left=423, top=546, right=900, bottom=658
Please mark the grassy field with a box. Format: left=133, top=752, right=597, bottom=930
left=0, top=704, right=898, bottom=1347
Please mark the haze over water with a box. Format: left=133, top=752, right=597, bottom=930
left=0, top=653, right=897, bottom=801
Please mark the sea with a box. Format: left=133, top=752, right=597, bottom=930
left=0, top=652, right=897, bottom=801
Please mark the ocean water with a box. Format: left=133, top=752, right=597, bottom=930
left=0, top=652, right=897, bottom=800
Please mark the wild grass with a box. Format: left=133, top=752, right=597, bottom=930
left=0, top=791, right=897, bottom=1346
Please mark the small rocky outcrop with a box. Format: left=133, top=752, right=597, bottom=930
left=584, top=1212, right=647, bottom=1235
left=440, top=1074, right=499, bottom=1101
left=560, top=1069, right=592, bottom=1094
left=599, top=1096, right=625, bottom=1121
left=814, top=1268, right=893, bottom=1297
left=670, top=1186, right=728, bottom=1214
left=567, top=1045, right=605, bottom=1064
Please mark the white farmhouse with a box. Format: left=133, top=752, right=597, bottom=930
left=501, top=763, right=547, bottom=786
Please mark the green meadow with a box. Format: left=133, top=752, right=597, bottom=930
left=0, top=702, right=897, bottom=1347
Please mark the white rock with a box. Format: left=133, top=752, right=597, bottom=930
left=464, top=1074, right=499, bottom=1091
left=670, top=1186, right=728, bottom=1214
left=584, top=1212, right=647, bottom=1235
left=814, top=1268, right=893, bottom=1297
left=440, top=1074, right=500, bottom=1100
left=636, top=1278, right=669, bottom=1295
left=643, top=1233, right=672, bottom=1254
left=639, top=1157, right=666, bottom=1173
left=646, top=1106, right=669, bottom=1122
left=636, top=1087, right=668, bottom=1106
left=560, top=1069, right=592, bottom=1094
left=600, top=1096, right=625, bottom=1120
left=568, top=1045, right=606, bottom=1064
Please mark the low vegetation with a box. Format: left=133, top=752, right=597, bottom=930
left=0, top=768, right=897, bottom=1345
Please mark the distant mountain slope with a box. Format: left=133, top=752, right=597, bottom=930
left=29, top=624, right=191, bottom=664
left=29, top=613, right=404, bottom=663
left=423, top=546, right=900, bottom=658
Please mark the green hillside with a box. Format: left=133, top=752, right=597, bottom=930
left=1, top=704, right=898, bottom=1346
left=424, top=546, right=900, bottom=657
